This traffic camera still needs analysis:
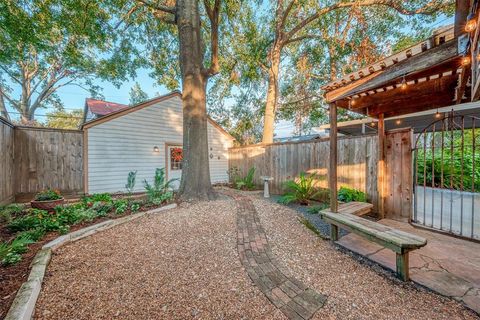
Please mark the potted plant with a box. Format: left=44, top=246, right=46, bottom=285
left=31, top=189, right=64, bottom=211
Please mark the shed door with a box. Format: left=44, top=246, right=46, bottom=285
left=167, top=145, right=182, bottom=189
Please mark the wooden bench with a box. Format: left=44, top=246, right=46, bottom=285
left=337, top=201, right=373, bottom=216
left=319, top=210, right=427, bottom=281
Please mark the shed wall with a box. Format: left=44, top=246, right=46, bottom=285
left=87, top=96, right=233, bottom=194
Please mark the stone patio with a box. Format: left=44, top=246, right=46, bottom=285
left=337, top=219, right=480, bottom=314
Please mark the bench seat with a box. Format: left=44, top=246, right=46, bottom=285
left=337, top=201, right=373, bottom=216
left=319, top=210, right=427, bottom=281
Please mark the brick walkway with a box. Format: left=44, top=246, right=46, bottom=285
left=229, top=192, right=326, bottom=320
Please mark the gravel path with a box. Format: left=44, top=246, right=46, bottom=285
left=250, top=193, right=479, bottom=320
left=34, top=189, right=478, bottom=319
left=34, top=198, right=283, bottom=319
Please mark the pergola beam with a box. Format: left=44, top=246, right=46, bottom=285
left=325, top=40, right=459, bottom=103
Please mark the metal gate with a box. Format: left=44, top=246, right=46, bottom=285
left=413, top=112, right=479, bottom=240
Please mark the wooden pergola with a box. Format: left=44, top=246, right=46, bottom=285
left=323, top=0, right=477, bottom=217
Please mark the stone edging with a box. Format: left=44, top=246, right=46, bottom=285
left=4, top=203, right=177, bottom=320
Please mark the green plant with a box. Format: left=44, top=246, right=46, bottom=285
left=82, top=193, right=113, bottom=206
left=130, top=202, right=141, bottom=213
left=34, top=189, right=62, bottom=201
left=91, top=201, right=113, bottom=217
left=144, top=168, right=177, bottom=203
left=0, top=235, right=35, bottom=266
left=114, top=199, right=128, bottom=214
left=125, top=171, right=137, bottom=194
left=227, top=166, right=241, bottom=183
left=235, top=167, right=256, bottom=190
left=337, top=187, right=366, bottom=203
left=0, top=204, right=25, bottom=223
left=278, top=172, right=320, bottom=205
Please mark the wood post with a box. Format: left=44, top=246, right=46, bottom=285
left=329, top=103, right=339, bottom=241
left=329, top=103, right=338, bottom=213
left=396, top=251, right=409, bottom=281
left=378, top=113, right=385, bottom=219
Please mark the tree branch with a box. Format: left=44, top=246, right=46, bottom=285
left=136, top=0, right=176, bottom=14
left=280, top=0, right=296, bottom=29
left=284, top=0, right=449, bottom=42
left=203, top=0, right=221, bottom=77
left=0, top=65, right=22, bottom=85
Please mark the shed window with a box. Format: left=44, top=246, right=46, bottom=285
left=170, top=147, right=183, bottom=170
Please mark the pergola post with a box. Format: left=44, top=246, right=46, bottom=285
left=329, top=104, right=339, bottom=240
left=378, top=113, right=385, bottom=219
left=329, top=104, right=338, bottom=212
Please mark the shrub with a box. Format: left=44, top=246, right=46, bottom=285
left=235, top=167, right=256, bottom=190
left=130, top=202, right=141, bottom=213
left=114, top=199, right=128, bottom=214
left=279, top=172, right=320, bottom=205
left=91, top=201, right=113, bottom=217
left=125, top=171, right=137, bottom=194
left=337, top=187, right=366, bottom=203
left=144, top=168, right=177, bottom=203
left=34, top=189, right=62, bottom=201
left=82, top=193, right=112, bottom=205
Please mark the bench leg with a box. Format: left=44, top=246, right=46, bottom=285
left=396, top=251, right=409, bottom=281
left=330, top=224, right=339, bottom=241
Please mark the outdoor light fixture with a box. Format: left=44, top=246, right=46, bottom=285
left=466, top=13, right=477, bottom=32
left=153, top=146, right=160, bottom=153
left=462, top=55, right=471, bottom=66
left=350, top=98, right=356, bottom=107
left=400, top=75, right=407, bottom=90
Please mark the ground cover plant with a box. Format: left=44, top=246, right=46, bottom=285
left=337, top=187, right=367, bottom=203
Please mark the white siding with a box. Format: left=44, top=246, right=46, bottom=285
left=87, top=96, right=233, bottom=194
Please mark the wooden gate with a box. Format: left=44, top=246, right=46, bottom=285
left=383, top=128, right=413, bottom=221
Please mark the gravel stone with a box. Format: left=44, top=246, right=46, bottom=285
left=34, top=199, right=283, bottom=319
left=34, top=190, right=478, bottom=319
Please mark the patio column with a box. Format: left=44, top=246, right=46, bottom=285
left=329, top=103, right=338, bottom=213
left=378, top=113, right=385, bottom=219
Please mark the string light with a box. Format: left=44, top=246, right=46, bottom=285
left=400, top=75, right=407, bottom=90
left=462, top=55, right=471, bottom=66
left=466, top=13, right=477, bottom=32
left=435, top=109, right=442, bottom=119
left=395, top=119, right=402, bottom=125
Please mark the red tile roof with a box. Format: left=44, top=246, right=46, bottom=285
left=85, top=98, right=129, bottom=116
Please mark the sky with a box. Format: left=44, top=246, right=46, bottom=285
left=4, top=14, right=454, bottom=139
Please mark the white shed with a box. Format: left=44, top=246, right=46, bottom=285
left=81, top=91, right=235, bottom=194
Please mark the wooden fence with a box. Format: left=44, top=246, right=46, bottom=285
left=0, top=118, right=15, bottom=205
left=13, top=127, right=84, bottom=202
left=229, top=134, right=380, bottom=212
left=0, top=119, right=84, bottom=204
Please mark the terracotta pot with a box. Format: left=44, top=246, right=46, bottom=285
left=31, top=198, right=65, bottom=212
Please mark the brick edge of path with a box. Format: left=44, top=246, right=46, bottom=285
left=225, top=191, right=327, bottom=320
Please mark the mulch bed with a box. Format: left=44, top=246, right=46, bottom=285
left=0, top=202, right=168, bottom=319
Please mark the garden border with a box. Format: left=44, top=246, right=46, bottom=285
left=4, top=203, right=177, bottom=320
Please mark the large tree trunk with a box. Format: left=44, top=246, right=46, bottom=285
left=262, top=49, right=281, bottom=144
left=176, top=0, right=216, bottom=201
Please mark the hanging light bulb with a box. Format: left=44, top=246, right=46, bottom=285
left=435, top=109, right=442, bottom=119
left=400, top=75, right=407, bottom=90
left=462, top=55, right=471, bottom=66
left=466, top=13, right=477, bottom=32
left=395, top=119, right=402, bottom=125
